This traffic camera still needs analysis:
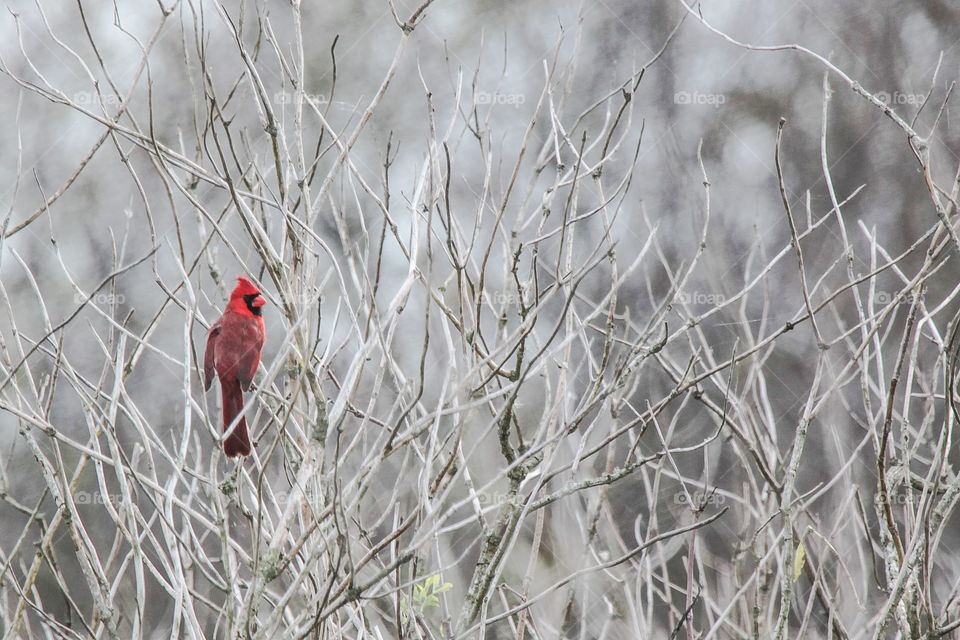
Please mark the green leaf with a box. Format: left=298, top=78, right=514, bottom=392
left=412, top=573, right=451, bottom=611
left=792, top=541, right=806, bottom=582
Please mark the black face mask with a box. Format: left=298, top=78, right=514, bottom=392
left=243, top=293, right=263, bottom=316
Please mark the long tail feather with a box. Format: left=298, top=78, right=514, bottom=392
left=220, top=378, right=252, bottom=457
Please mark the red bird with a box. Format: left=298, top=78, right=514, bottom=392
left=204, top=276, right=266, bottom=457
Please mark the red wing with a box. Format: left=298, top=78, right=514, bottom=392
left=236, top=327, right=264, bottom=391
left=203, top=320, right=222, bottom=390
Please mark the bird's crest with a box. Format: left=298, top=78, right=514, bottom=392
left=231, top=275, right=261, bottom=298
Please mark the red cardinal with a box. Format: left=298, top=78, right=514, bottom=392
left=204, top=276, right=266, bottom=457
